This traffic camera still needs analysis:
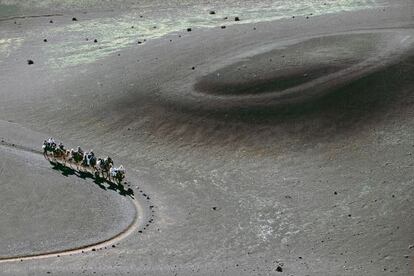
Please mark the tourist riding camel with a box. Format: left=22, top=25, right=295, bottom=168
left=43, top=139, right=125, bottom=184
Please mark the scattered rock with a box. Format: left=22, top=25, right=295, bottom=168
left=112, top=245, right=116, bottom=248
left=91, top=248, right=96, bottom=251
left=72, top=17, right=77, bottom=21
left=153, top=26, right=157, bottom=29
left=27, top=59, right=34, bottom=65
left=131, top=26, right=134, bottom=28
left=292, top=16, right=295, bottom=18
left=212, top=207, right=217, bottom=210
left=49, top=20, right=53, bottom=23
left=192, top=66, right=195, bottom=70
left=138, top=230, right=143, bottom=233
left=235, top=17, right=240, bottom=21
left=224, top=17, right=228, bottom=20
left=409, top=245, right=414, bottom=249
left=348, top=214, right=352, bottom=217
left=253, top=27, right=256, bottom=30
left=334, top=191, right=338, bottom=195
left=43, top=39, right=47, bottom=42
left=187, top=28, right=192, bottom=32
left=137, top=41, right=142, bottom=44
left=221, top=25, right=226, bottom=29
left=209, top=11, right=216, bottom=15
left=276, top=266, right=283, bottom=272
left=93, top=39, right=98, bottom=43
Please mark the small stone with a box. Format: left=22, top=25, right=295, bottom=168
left=235, top=17, right=240, bottom=21
left=91, top=248, right=96, bottom=251
left=112, top=245, right=116, bottom=248
left=409, top=245, right=414, bottom=249
left=137, top=41, right=142, bottom=44
left=27, top=59, right=34, bottom=65
left=72, top=17, right=77, bottom=21
left=49, top=20, right=53, bottom=23
left=348, top=214, right=352, bottom=217
left=94, top=39, right=98, bottom=43
left=43, top=39, right=48, bottom=42
left=221, top=25, right=226, bottom=29
left=276, top=266, right=283, bottom=272
left=187, top=28, right=192, bottom=32
left=192, top=67, right=195, bottom=70
left=334, top=191, right=338, bottom=195
left=209, top=11, right=216, bottom=15
left=212, top=207, right=217, bottom=210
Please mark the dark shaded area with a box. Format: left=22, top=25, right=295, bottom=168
left=148, top=52, right=414, bottom=151
left=195, top=64, right=346, bottom=96
left=50, top=162, right=134, bottom=198
left=194, top=32, right=380, bottom=96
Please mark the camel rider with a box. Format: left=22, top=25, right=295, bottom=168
left=110, top=166, right=117, bottom=177
left=86, top=150, right=94, bottom=166
left=47, top=137, right=56, bottom=148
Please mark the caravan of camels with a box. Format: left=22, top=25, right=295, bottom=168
left=42, top=138, right=126, bottom=184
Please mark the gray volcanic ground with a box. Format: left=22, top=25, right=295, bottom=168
left=0, top=0, right=414, bottom=275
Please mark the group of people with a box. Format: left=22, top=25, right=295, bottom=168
left=42, top=138, right=126, bottom=184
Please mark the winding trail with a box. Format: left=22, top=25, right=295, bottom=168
left=0, top=141, right=147, bottom=263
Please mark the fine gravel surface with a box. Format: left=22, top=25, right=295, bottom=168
left=0, top=2, right=413, bottom=275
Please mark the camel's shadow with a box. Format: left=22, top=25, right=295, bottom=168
left=50, top=161, right=134, bottom=198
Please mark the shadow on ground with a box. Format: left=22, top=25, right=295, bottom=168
left=50, top=162, right=134, bottom=198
